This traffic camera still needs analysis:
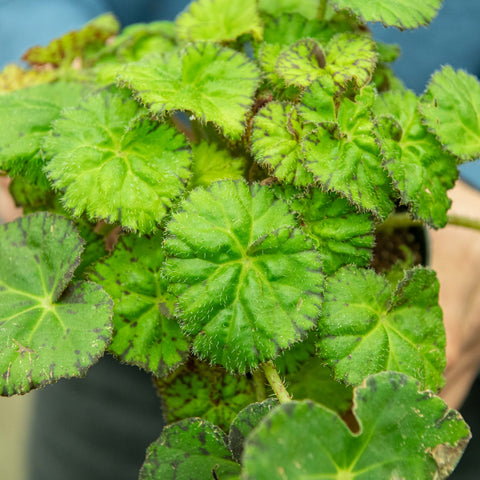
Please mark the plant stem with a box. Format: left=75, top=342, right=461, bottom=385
left=252, top=370, right=267, bottom=402
left=317, top=0, right=328, bottom=21
left=448, top=214, right=480, bottom=231
left=262, top=361, right=292, bottom=404
left=376, top=212, right=423, bottom=232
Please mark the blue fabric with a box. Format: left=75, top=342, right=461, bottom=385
left=371, top=0, right=480, bottom=189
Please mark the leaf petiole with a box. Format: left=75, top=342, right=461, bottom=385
left=317, top=0, right=328, bottom=21
left=262, top=360, right=292, bottom=404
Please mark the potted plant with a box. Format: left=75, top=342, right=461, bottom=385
left=1, top=0, right=480, bottom=477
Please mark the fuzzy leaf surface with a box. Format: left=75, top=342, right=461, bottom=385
left=139, top=418, right=240, bottom=480
left=155, top=358, right=257, bottom=431
left=375, top=89, right=458, bottom=227
left=90, top=234, right=188, bottom=377
left=190, top=141, right=245, bottom=188
left=251, top=102, right=314, bottom=186
left=303, top=95, right=395, bottom=218
left=164, top=180, right=323, bottom=373
left=330, top=0, right=442, bottom=29
left=258, top=0, right=319, bottom=19
left=242, top=372, right=470, bottom=479
left=44, top=89, right=192, bottom=233
left=317, top=266, right=445, bottom=390
left=0, top=213, right=112, bottom=396
left=420, top=66, right=480, bottom=162
left=275, top=39, right=326, bottom=87
left=119, top=43, right=260, bottom=138
left=291, top=189, right=374, bottom=275
left=176, top=0, right=262, bottom=43
left=22, top=13, right=119, bottom=67
left=0, top=82, right=89, bottom=185
left=228, top=399, right=278, bottom=462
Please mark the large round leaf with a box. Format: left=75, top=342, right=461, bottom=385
left=317, top=266, right=445, bottom=390
left=164, top=180, right=324, bottom=373
left=90, top=234, right=189, bottom=377
left=0, top=213, right=113, bottom=396
left=44, top=89, right=192, bottom=233
left=243, top=372, right=470, bottom=479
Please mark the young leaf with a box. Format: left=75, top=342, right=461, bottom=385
left=251, top=102, right=315, bottom=186
left=229, top=399, right=279, bottom=462
left=374, top=89, right=458, bottom=227
left=303, top=94, right=395, bottom=218
left=139, top=418, right=240, bottom=480
left=119, top=43, right=260, bottom=138
left=0, top=82, right=90, bottom=186
left=176, top=0, right=263, bottom=43
left=330, top=0, right=443, bottom=29
left=0, top=64, right=57, bottom=93
left=0, top=213, right=113, bottom=396
left=44, top=89, right=192, bottom=233
left=90, top=234, right=189, bottom=377
left=290, top=189, right=374, bottom=275
left=317, top=266, right=445, bottom=390
left=22, top=13, right=119, bottom=67
left=324, top=33, right=377, bottom=87
left=420, top=66, right=480, bottom=162
left=164, top=180, right=324, bottom=373
left=190, top=141, right=246, bottom=188
left=155, top=358, right=257, bottom=431
left=242, top=372, right=470, bottom=479
left=275, top=39, right=326, bottom=87
left=298, top=77, right=337, bottom=124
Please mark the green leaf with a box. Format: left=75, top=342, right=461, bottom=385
left=275, top=39, right=326, bottom=87
left=317, top=266, right=445, bottom=390
left=251, top=102, right=315, bottom=186
left=155, top=358, right=257, bottom=431
left=285, top=357, right=353, bottom=414
left=176, top=0, right=263, bottom=43
left=190, top=141, right=246, bottom=188
left=0, top=82, right=90, bottom=186
left=119, top=43, right=260, bottom=138
left=90, top=233, right=189, bottom=376
left=44, top=89, right=192, bottom=233
left=330, top=0, right=443, bottom=29
left=303, top=94, right=395, bottom=218
left=291, top=189, right=374, bottom=275
left=374, top=89, right=458, bottom=227
left=258, top=0, right=319, bottom=20
left=8, top=176, right=57, bottom=215
left=299, top=77, right=337, bottom=124
left=73, top=220, right=107, bottom=279
left=420, top=66, right=480, bottom=162
left=228, top=399, right=278, bottom=462
left=22, top=13, right=119, bottom=67
left=139, top=418, right=240, bottom=480
left=243, top=372, right=470, bottom=479
left=164, top=180, right=324, bottom=373
left=324, top=33, right=377, bottom=87
left=0, top=213, right=113, bottom=396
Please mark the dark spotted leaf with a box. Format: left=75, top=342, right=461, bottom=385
left=420, top=66, right=480, bottom=162
left=90, top=234, right=188, bottom=377
left=330, top=0, right=442, bottom=29
left=0, top=82, right=90, bottom=186
left=291, top=189, right=374, bottom=275
left=228, top=399, right=278, bottom=462
left=317, top=266, right=445, bottom=390
left=139, top=418, right=240, bottom=480
left=374, top=89, right=458, bottom=227
left=176, top=0, right=263, bottom=43
left=0, top=213, right=112, bottom=396
left=119, top=43, right=260, bottom=138
left=164, top=180, right=324, bottom=373
left=155, top=358, right=257, bottom=431
left=242, top=372, right=470, bottom=479
left=44, top=89, right=192, bottom=233
left=251, top=102, right=315, bottom=186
